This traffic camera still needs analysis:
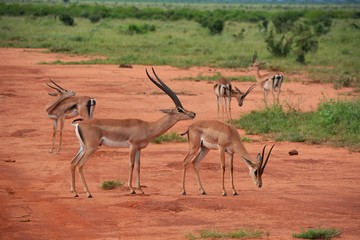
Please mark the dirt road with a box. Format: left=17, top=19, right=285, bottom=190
left=0, top=48, right=359, bottom=239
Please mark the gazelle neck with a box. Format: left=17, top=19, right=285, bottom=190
left=254, top=66, right=262, bottom=82
left=46, top=94, right=73, bottom=114
left=147, top=114, right=179, bottom=140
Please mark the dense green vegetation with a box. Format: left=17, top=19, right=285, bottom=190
left=234, top=99, right=360, bottom=151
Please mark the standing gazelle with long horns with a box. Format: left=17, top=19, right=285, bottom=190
left=214, top=77, right=256, bottom=120
left=45, top=80, right=96, bottom=153
left=248, top=51, right=283, bottom=107
left=70, top=68, right=196, bottom=198
left=181, top=120, right=274, bottom=196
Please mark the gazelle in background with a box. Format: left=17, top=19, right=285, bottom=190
left=248, top=51, right=283, bottom=107
left=70, top=68, right=196, bottom=198
left=45, top=80, right=96, bottom=153
left=181, top=120, right=274, bottom=196
left=214, top=77, right=256, bottom=120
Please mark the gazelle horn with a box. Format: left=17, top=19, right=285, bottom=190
left=146, top=68, right=184, bottom=108
left=261, top=144, right=275, bottom=172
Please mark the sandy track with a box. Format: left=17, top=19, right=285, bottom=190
left=0, top=48, right=359, bottom=239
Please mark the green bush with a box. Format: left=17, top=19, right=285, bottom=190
left=89, top=14, right=101, bottom=24
left=59, top=14, right=74, bottom=26
left=126, top=23, right=156, bottom=35
left=234, top=99, right=360, bottom=151
left=293, top=227, right=341, bottom=240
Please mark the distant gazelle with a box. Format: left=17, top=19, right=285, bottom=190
left=70, top=68, right=196, bottom=198
left=214, top=77, right=255, bottom=120
left=45, top=80, right=96, bottom=153
left=248, top=51, right=283, bottom=106
left=181, top=120, right=274, bottom=196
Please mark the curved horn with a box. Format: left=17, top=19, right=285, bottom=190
left=146, top=68, right=183, bottom=108
left=49, top=79, right=66, bottom=91
left=46, top=82, right=58, bottom=91
left=252, top=50, right=258, bottom=63
left=261, top=144, right=275, bottom=172
left=243, top=84, right=256, bottom=98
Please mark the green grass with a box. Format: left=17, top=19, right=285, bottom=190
left=0, top=15, right=359, bottom=90
left=176, top=72, right=256, bottom=82
left=186, top=228, right=263, bottom=239
left=152, top=131, right=187, bottom=144
left=293, top=227, right=341, bottom=240
left=234, top=98, right=360, bottom=151
left=100, top=180, right=124, bottom=190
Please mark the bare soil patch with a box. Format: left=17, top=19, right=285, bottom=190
left=0, top=48, right=359, bottom=240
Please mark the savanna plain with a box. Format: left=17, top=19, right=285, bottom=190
left=0, top=2, right=360, bottom=240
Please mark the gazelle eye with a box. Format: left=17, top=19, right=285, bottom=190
left=177, top=107, right=185, bottom=113
left=254, top=170, right=258, bottom=176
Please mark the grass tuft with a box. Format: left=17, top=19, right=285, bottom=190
left=152, top=131, right=187, bottom=144
left=293, top=227, right=341, bottom=240
left=186, top=228, right=263, bottom=239
left=100, top=180, right=124, bottom=190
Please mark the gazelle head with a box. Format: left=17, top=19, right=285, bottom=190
left=242, top=145, right=275, bottom=188
left=146, top=68, right=196, bottom=120
left=248, top=50, right=266, bottom=71
left=232, top=84, right=256, bottom=106
left=46, top=79, right=76, bottom=98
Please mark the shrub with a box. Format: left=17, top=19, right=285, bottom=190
left=126, top=23, right=156, bottom=35
left=264, top=29, right=292, bottom=57
left=89, top=14, right=101, bottom=24
left=59, top=14, right=74, bottom=26
left=100, top=180, right=124, bottom=190
left=293, top=227, right=341, bottom=240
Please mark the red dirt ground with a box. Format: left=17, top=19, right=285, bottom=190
left=0, top=48, right=359, bottom=240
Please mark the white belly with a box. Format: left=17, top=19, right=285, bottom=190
left=201, top=138, right=219, bottom=150
left=101, top=137, right=130, bottom=148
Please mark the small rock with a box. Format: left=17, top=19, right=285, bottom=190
left=289, top=150, right=298, bottom=156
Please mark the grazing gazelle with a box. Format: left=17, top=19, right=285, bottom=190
left=181, top=120, right=274, bottom=196
left=45, top=80, right=96, bottom=153
left=248, top=51, right=283, bottom=106
left=214, top=77, right=256, bottom=120
left=70, top=68, right=196, bottom=198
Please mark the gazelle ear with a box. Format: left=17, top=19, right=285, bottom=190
left=48, top=92, right=58, bottom=97
left=242, top=156, right=257, bottom=168
left=256, top=153, right=262, bottom=163
left=159, top=109, right=173, bottom=114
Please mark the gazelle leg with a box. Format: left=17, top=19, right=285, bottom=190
left=219, top=147, right=227, bottom=196
left=182, top=146, right=201, bottom=195
left=70, top=147, right=85, bottom=197
left=193, top=147, right=210, bottom=195
left=50, top=119, right=58, bottom=153
left=216, top=96, right=220, bottom=119
left=134, top=149, right=144, bottom=194
left=263, top=89, right=269, bottom=108
left=58, top=117, right=65, bottom=152
left=128, top=146, right=139, bottom=194
left=229, top=153, right=238, bottom=195
left=76, top=148, right=97, bottom=198
left=228, top=95, right=232, bottom=121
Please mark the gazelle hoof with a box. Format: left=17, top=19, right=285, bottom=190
left=201, top=191, right=206, bottom=195
left=88, top=195, right=93, bottom=198
left=233, top=192, right=238, bottom=196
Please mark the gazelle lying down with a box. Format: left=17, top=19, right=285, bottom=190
left=181, top=120, right=274, bottom=196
